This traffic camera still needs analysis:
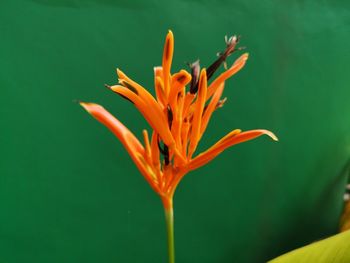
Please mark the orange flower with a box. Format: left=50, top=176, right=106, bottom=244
left=80, top=31, right=277, bottom=209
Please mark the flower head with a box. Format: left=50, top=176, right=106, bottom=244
left=80, top=31, right=277, bottom=209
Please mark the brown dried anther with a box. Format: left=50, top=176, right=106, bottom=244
left=188, top=60, right=201, bottom=94
left=206, top=35, right=241, bottom=81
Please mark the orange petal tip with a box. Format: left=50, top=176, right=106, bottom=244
left=266, top=131, right=278, bottom=142
left=79, top=102, right=102, bottom=114
left=116, top=68, right=126, bottom=80
left=109, top=85, right=119, bottom=92
left=79, top=101, right=91, bottom=108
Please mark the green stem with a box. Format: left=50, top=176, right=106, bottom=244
left=164, top=204, right=175, bottom=263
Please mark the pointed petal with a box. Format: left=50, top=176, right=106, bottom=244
left=110, top=85, right=172, bottom=146
left=154, top=67, right=166, bottom=107
left=162, top=30, right=174, bottom=100
left=171, top=89, right=185, bottom=151
left=200, top=82, right=225, bottom=136
left=114, top=69, right=175, bottom=146
left=142, top=129, right=152, bottom=163
left=188, top=69, right=207, bottom=157
left=109, top=84, right=160, bottom=131
left=155, top=76, right=166, bottom=107
left=189, top=129, right=278, bottom=170
left=181, top=118, right=190, bottom=156
left=80, top=102, right=160, bottom=192
left=150, top=131, right=161, bottom=170
left=117, top=68, right=165, bottom=115
left=206, top=53, right=249, bottom=100
left=182, top=92, right=195, bottom=120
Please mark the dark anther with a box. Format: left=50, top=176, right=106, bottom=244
left=157, top=136, right=170, bottom=165
left=167, top=105, right=173, bottom=129
left=121, top=80, right=139, bottom=95
left=206, top=35, right=241, bottom=81
left=188, top=60, right=200, bottom=94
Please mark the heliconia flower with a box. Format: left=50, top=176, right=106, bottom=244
left=80, top=30, right=277, bottom=263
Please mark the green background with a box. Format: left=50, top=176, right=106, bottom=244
left=1, top=0, right=350, bottom=262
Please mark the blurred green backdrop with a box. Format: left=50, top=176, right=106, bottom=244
left=1, top=0, right=350, bottom=262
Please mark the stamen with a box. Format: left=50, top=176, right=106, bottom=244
left=189, top=60, right=200, bottom=94
left=206, top=35, right=241, bottom=80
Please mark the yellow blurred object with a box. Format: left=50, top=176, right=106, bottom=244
left=340, top=184, right=350, bottom=232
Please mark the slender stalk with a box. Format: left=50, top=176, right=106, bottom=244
left=164, top=199, right=175, bottom=263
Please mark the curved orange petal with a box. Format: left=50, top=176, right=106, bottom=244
left=181, top=118, right=190, bottom=156
left=154, top=67, right=166, bottom=107
left=113, top=70, right=175, bottom=147
left=189, top=129, right=278, bottom=171
left=109, top=85, right=174, bottom=147
left=200, top=82, right=225, bottom=136
left=172, top=89, right=185, bottom=151
left=117, top=68, right=166, bottom=115
left=142, top=129, right=152, bottom=163
left=206, top=53, right=249, bottom=100
left=80, top=102, right=160, bottom=193
left=182, top=92, right=195, bottom=120
left=150, top=131, right=161, bottom=169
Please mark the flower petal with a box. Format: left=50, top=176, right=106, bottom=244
left=150, top=131, right=161, bottom=170
left=109, top=85, right=173, bottom=147
left=182, top=92, right=195, bottom=120
left=80, top=102, right=160, bottom=192
left=162, top=30, right=174, bottom=100
left=189, top=129, right=278, bottom=170
left=114, top=69, right=175, bottom=147
left=206, top=53, right=249, bottom=100
left=200, top=82, right=225, bottom=136
left=154, top=67, right=166, bottom=107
